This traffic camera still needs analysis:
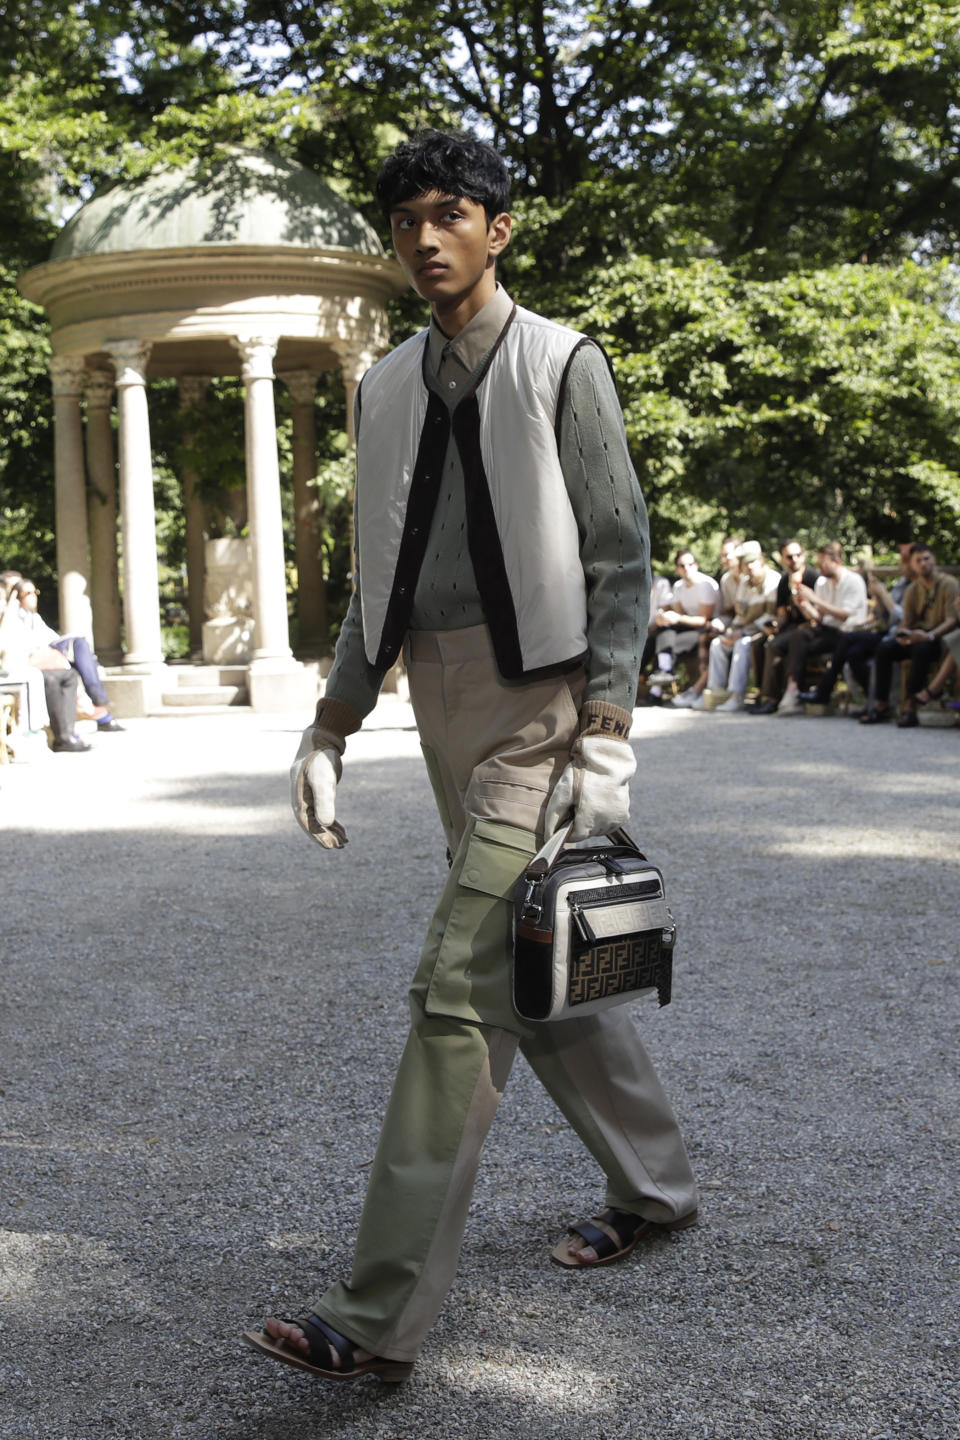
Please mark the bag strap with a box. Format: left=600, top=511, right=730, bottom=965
left=522, top=824, right=643, bottom=882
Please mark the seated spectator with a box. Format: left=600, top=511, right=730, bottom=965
left=697, top=541, right=779, bottom=712
left=648, top=550, right=719, bottom=703
left=799, top=544, right=913, bottom=713
left=11, top=580, right=123, bottom=732
left=860, top=545, right=959, bottom=727
left=914, top=594, right=960, bottom=708
left=711, top=536, right=742, bottom=631
left=748, top=541, right=819, bottom=714
left=774, top=543, right=868, bottom=715
left=0, top=586, right=89, bottom=752
left=682, top=536, right=742, bottom=708
left=1, top=580, right=49, bottom=740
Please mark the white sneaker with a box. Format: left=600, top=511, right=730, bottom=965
left=649, top=669, right=675, bottom=685
left=671, top=687, right=698, bottom=708
left=690, top=693, right=708, bottom=711
left=716, top=694, right=745, bottom=712
left=776, top=693, right=802, bottom=715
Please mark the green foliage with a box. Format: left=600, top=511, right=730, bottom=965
left=0, top=273, right=54, bottom=582
left=533, top=254, right=960, bottom=560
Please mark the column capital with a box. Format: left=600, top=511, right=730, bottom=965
left=278, top=370, right=317, bottom=407
left=233, top=336, right=278, bottom=381
left=50, top=355, right=89, bottom=398
left=331, top=339, right=379, bottom=384
left=84, top=371, right=115, bottom=409
left=106, top=340, right=152, bottom=388
left=178, top=375, right=210, bottom=408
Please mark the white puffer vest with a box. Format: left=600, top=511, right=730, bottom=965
left=355, top=302, right=593, bottom=679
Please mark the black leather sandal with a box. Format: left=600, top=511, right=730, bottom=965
left=551, top=1206, right=697, bottom=1269
left=243, top=1314, right=414, bottom=1382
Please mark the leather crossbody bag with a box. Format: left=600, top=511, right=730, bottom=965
left=512, top=826, right=676, bottom=1022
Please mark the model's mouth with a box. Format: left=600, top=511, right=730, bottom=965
left=418, top=262, right=447, bottom=276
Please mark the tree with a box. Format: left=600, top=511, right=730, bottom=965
left=534, top=253, right=960, bottom=558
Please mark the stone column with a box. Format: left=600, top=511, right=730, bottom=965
left=50, top=356, right=93, bottom=640
left=279, top=369, right=326, bottom=655
left=107, top=340, right=164, bottom=671
left=83, top=371, right=122, bottom=663
left=331, top=341, right=378, bottom=580
left=331, top=341, right=377, bottom=445
left=178, top=375, right=209, bottom=659
left=233, top=337, right=293, bottom=666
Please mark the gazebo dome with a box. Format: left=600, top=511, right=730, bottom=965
left=51, top=148, right=385, bottom=261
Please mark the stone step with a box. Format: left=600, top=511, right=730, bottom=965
left=149, top=703, right=253, bottom=718
left=161, top=685, right=246, bottom=708
left=166, top=665, right=248, bottom=688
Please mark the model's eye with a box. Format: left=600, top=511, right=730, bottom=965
left=443, top=210, right=463, bottom=223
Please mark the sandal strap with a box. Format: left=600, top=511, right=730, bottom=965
left=601, top=1208, right=647, bottom=1247
left=568, top=1220, right=620, bottom=1259
left=568, top=1208, right=646, bottom=1258
left=299, top=1314, right=355, bottom=1371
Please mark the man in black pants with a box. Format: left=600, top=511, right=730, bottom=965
left=40, top=665, right=90, bottom=752
left=861, top=545, right=959, bottom=728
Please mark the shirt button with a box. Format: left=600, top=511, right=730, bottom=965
left=448, top=380, right=457, bottom=390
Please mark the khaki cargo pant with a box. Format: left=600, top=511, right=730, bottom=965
left=312, top=626, right=698, bottom=1362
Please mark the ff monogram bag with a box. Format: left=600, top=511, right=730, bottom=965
left=512, top=826, right=676, bottom=1022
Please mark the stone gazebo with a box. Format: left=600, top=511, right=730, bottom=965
left=19, top=148, right=405, bottom=713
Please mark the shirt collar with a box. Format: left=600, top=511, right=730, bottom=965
left=427, top=284, right=515, bottom=378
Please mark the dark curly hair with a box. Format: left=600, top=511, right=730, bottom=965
left=375, top=129, right=510, bottom=225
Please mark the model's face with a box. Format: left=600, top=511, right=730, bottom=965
left=745, top=556, right=764, bottom=581
left=818, top=554, right=840, bottom=579
left=389, top=191, right=511, bottom=321
left=781, top=545, right=804, bottom=574
left=16, top=584, right=38, bottom=611
left=914, top=550, right=935, bottom=579
left=720, top=543, right=738, bottom=571
left=675, top=554, right=698, bottom=581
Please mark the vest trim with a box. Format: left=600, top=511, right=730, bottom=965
left=373, top=385, right=449, bottom=668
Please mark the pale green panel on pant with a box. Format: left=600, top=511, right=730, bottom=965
left=312, top=1004, right=509, bottom=1360
left=412, top=816, right=538, bottom=1034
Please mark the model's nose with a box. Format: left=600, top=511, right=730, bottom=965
left=415, top=224, right=439, bottom=252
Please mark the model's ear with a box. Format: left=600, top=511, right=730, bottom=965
left=487, top=212, right=512, bottom=259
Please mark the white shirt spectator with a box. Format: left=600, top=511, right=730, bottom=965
left=814, top=569, right=868, bottom=631
left=670, top=572, right=719, bottom=618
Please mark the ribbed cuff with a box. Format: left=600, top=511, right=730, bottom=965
left=309, top=697, right=364, bottom=757
left=578, top=700, right=633, bottom=741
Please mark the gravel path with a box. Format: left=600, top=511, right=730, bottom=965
left=1, top=700, right=957, bottom=1439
